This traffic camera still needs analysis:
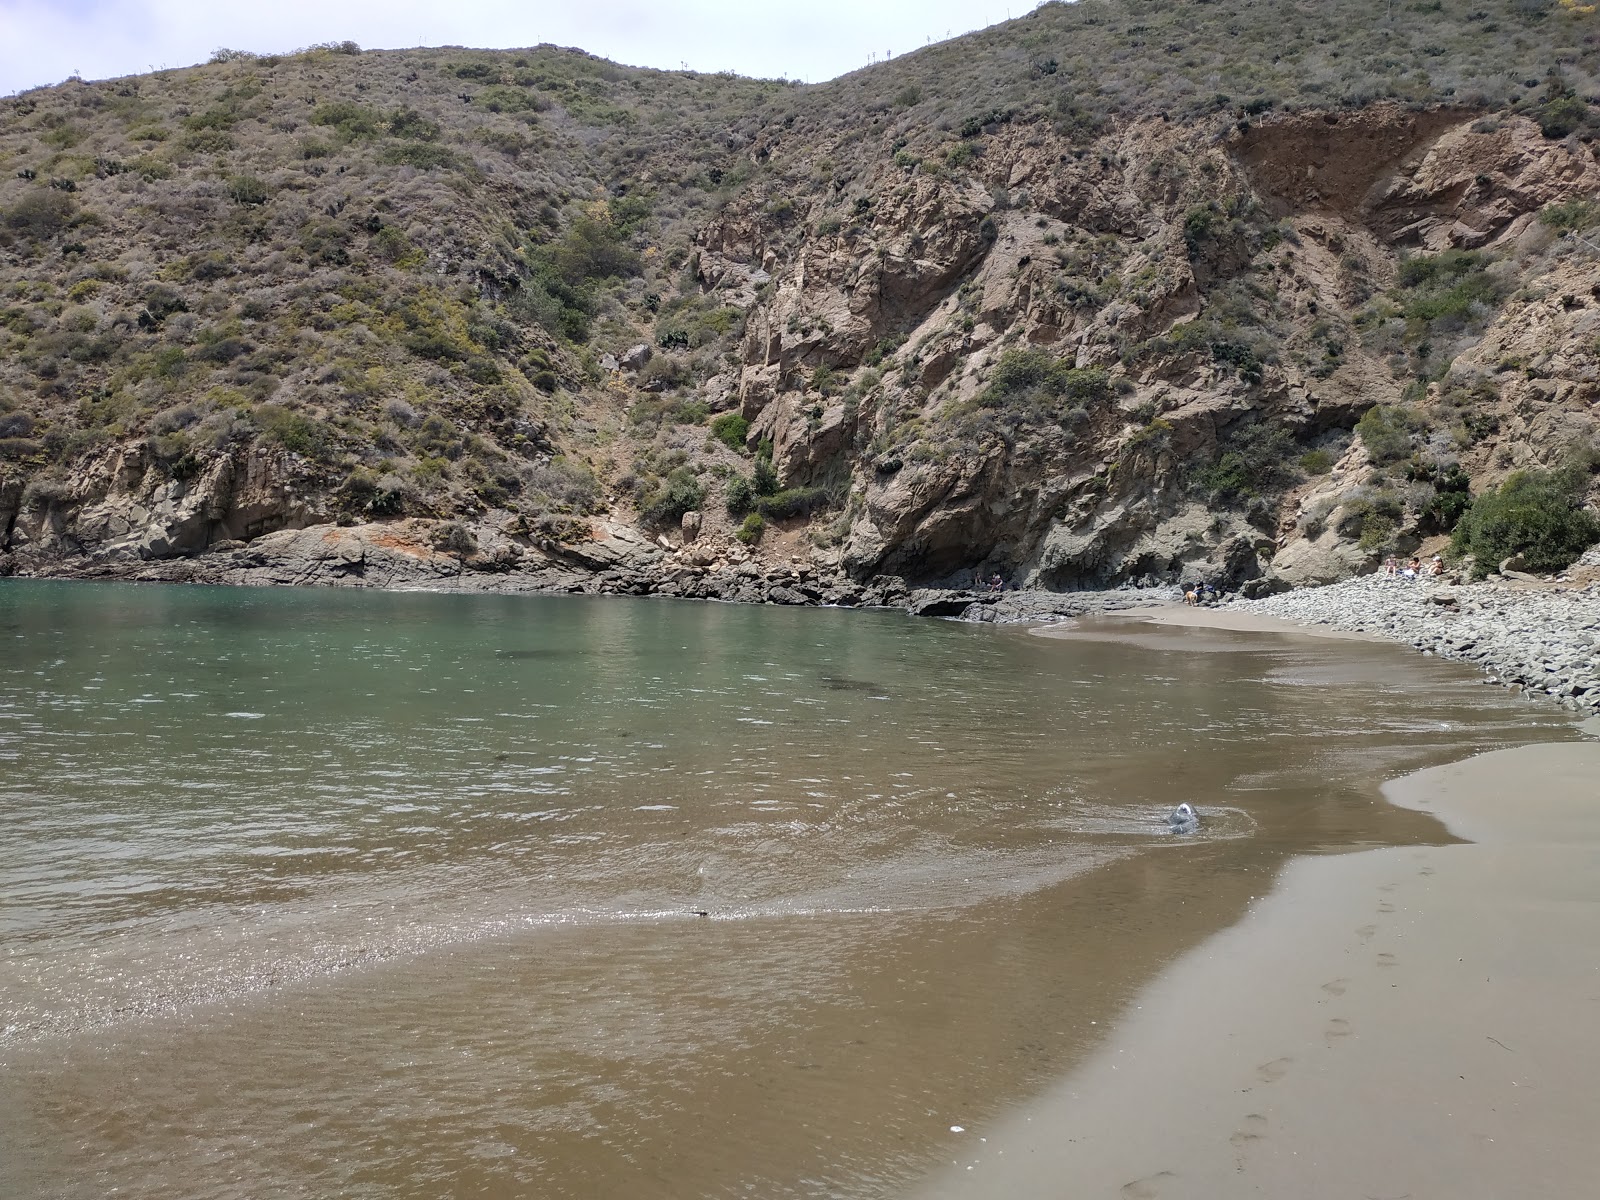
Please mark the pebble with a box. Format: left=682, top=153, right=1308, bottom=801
left=1232, top=575, right=1600, bottom=718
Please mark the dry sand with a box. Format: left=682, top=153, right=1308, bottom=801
left=910, top=739, right=1600, bottom=1199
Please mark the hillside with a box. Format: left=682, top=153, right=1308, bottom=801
left=2, top=0, right=1599, bottom=599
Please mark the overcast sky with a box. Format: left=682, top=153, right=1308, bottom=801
left=0, top=1, right=1040, bottom=95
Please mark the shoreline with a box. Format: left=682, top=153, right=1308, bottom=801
left=1222, top=573, right=1600, bottom=717
left=909, top=736, right=1600, bottom=1199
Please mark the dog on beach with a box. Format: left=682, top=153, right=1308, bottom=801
left=1183, top=587, right=1199, bottom=607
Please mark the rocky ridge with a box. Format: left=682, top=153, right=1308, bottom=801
left=3, top=2, right=1599, bottom=595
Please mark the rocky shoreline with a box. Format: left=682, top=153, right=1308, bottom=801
left=6, top=511, right=1176, bottom=621
left=1227, top=566, right=1600, bottom=717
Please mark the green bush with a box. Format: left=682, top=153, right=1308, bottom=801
left=1393, top=250, right=1501, bottom=325
left=979, top=349, right=1112, bottom=417
left=1208, top=339, right=1264, bottom=384
left=725, top=473, right=754, bottom=514
left=1451, top=469, right=1599, bottom=577
left=367, top=476, right=411, bottom=516
left=1182, top=204, right=1217, bottom=254
left=386, top=107, right=441, bottom=140
left=227, top=175, right=269, bottom=205
left=311, top=102, right=382, bottom=140
left=1357, top=510, right=1398, bottom=553
left=378, top=143, right=464, bottom=171
left=535, top=206, right=642, bottom=288
left=1194, top=423, right=1298, bottom=502
left=254, top=404, right=333, bottom=460
left=638, top=467, right=703, bottom=526
left=1538, top=198, right=1599, bottom=233
left=511, top=205, right=644, bottom=343
left=1411, top=460, right=1472, bottom=534
left=526, top=458, right=599, bottom=512
left=3, top=190, right=77, bottom=238
left=476, top=86, right=548, bottom=115
left=1356, top=405, right=1419, bottom=465
left=432, top=521, right=478, bottom=557
left=1299, top=448, right=1335, bottom=475
left=736, top=513, right=764, bottom=544
left=752, top=454, right=779, bottom=497
left=710, top=411, right=749, bottom=451
left=1534, top=94, right=1591, bottom=140
left=756, top=486, right=829, bottom=520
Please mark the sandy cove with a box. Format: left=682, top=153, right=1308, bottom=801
left=909, top=693, right=1600, bottom=1199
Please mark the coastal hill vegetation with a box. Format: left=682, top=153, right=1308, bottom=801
left=2, top=0, right=1598, bottom=589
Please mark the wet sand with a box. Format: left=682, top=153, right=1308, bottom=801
left=910, top=739, right=1600, bottom=1199
left=1133, top=602, right=1385, bottom=641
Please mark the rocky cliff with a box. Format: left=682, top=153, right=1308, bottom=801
left=3, top=0, right=1599, bottom=598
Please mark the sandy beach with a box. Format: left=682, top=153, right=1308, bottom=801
left=910, top=733, right=1600, bottom=1199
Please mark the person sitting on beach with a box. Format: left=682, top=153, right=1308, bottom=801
left=1382, top=556, right=1398, bottom=578
left=989, top=573, right=1004, bottom=593
left=1429, top=554, right=1444, bottom=577
left=1406, top=556, right=1421, bottom=579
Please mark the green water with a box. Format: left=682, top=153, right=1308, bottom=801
left=0, top=579, right=1573, bottom=1199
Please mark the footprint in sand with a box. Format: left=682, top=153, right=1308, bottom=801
left=1324, top=1017, right=1353, bottom=1046
left=1321, top=978, right=1348, bottom=997
left=1420, top=866, right=1435, bottom=877
left=1379, top=882, right=1396, bottom=893
left=1120, top=1170, right=1176, bottom=1199
left=1378, top=901, right=1396, bottom=913
left=1356, top=924, right=1378, bottom=942
left=1255, top=1057, right=1292, bottom=1083
left=1230, top=1113, right=1268, bottom=1170
left=1376, top=952, right=1398, bottom=968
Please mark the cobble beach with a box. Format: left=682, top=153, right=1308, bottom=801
left=1230, top=569, right=1600, bottom=717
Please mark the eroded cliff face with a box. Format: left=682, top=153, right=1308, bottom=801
left=4, top=102, right=1598, bottom=595
left=688, top=104, right=1600, bottom=591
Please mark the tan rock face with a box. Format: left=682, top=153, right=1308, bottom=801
left=7, top=443, right=327, bottom=568
left=706, top=105, right=1600, bottom=588
left=5, top=100, right=1596, bottom=591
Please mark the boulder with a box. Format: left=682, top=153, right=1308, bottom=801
left=1270, top=534, right=1368, bottom=587
left=1239, top=574, right=1293, bottom=599
left=908, top=589, right=985, bottom=617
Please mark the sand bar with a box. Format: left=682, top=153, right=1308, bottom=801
left=910, top=739, right=1600, bottom=1199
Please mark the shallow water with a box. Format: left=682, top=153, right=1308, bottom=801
left=0, top=580, right=1574, bottom=1199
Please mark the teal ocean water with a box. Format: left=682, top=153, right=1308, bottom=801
left=0, top=580, right=1572, bottom=1198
